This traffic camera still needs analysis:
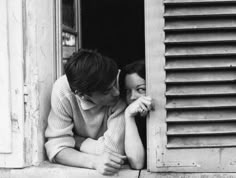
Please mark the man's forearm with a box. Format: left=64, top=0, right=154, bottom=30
left=55, top=146, right=125, bottom=176
left=79, top=137, right=104, bottom=155
left=55, top=147, right=96, bottom=169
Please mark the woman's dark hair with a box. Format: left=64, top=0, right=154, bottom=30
left=119, top=60, right=145, bottom=98
left=64, top=48, right=118, bottom=95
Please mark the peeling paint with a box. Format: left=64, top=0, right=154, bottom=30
left=11, top=113, right=21, bottom=133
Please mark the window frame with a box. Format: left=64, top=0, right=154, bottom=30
left=55, top=0, right=81, bottom=78
left=145, top=0, right=166, bottom=172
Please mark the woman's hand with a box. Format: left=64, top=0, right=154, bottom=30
left=125, top=96, right=153, bottom=118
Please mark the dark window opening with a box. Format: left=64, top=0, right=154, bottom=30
left=81, top=0, right=145, bottom=68
left=62, top=0, right=75, bottom=29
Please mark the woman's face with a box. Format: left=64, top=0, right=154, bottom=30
left=125, top=73, right=146, bottom=105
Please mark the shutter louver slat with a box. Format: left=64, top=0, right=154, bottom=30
left=167, top=122, right=236, bottom=135
left=165, top=31, right=236, bottom=44
left=167, top=135, right=236, bottom=148
left=165, top=4, right=236, bottom=18
left=167, top=109, right=236, bottom=122
left=166, top=96, right=236, bottom=109
left=166, top=83, right=236, bottom=96
left=165, top=57, right=236, bottom=70
left=165, top=1, right=236, bottom=150
left=166, top=45, right=236, bottom=56
left=165, top=0, right=236, bottom=5
left=165, top=18, right=236, bottom=31
left=166, top=70, right=236, bottom=83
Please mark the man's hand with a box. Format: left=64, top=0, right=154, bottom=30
left=93, top=151, right=127, bottom=175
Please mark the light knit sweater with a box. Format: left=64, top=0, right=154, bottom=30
left=45, top=75, right=126, bottom=162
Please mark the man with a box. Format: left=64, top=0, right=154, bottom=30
left=45, top=49, right=127, bottom=175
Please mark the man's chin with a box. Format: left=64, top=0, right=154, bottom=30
left=108, top=97, right=119, bottom=106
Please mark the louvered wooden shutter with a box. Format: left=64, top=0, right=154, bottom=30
left=146, top=0, right=236, bottom=172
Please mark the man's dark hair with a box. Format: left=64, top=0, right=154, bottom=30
left=119, top=60, right=145, bottom=98
left=64, top=48, right=118, bottom=95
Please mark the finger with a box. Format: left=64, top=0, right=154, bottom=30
left=138, top=98, right=152, bottom=107
left=105, top=166, right=120, bottom=172
left=151, top=102, right=155, bottom=111
left=140, top=111, right=148, bottom=117
left=143, top=101, right=152, bottom=111
left=102, top=170, right=117, bottom=176
left=140, top=96, right=152, bottom=102
left=109, top=152, right=127, bottom=160
left=140, top=109, right=149, bottom=117
left=145, top=97, right=155, bottom=110
left=106, top=161, right=122, bottom=169
left=109, top=154, right=125, bottom=165
left=139, top=102, right=149, bottom=112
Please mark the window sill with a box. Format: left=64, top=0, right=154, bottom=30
left=1, top=162, right=235, bottom=178
left=0, top=161, right=140, bottom=178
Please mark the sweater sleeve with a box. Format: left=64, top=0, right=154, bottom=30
left=103, top=100, right=127, bottom=155
left=78, top=100, right=127, bottom=155
left=45, top=86, right=75, bottom=162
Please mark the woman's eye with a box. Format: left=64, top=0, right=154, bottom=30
left=137, top=88, right=146, bottom=94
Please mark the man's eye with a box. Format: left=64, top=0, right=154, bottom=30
left=103, top=90, right=110, bottom=95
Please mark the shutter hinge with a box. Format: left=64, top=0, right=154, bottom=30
left=24, top=84, right=29, bottom=103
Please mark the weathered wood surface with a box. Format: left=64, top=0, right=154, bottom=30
left=140, top=170, right=236, bottom=178
left=146, top=0, right=236, bottom=172
left=0, top=0, right=25, bottom=168
left=0, top=0, right=11, bottom=154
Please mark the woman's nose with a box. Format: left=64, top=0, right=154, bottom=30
left=130, top=90, right=139, bottom=101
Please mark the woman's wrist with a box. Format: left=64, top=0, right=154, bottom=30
left=124, top=109, right=135, bottom=119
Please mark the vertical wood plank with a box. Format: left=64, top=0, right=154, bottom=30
left=24, top=0, right=55, bottom=165
left=0, top=0, right=26, bottom=167
left=0, top=0, right=12, bottom=153
left=145, top=0, right=165, bottom=172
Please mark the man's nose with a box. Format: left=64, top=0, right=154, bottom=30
left=111, top=86, right=120, bottom=96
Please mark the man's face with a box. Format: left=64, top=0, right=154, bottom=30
left=84, top=76, right=120, bottom=106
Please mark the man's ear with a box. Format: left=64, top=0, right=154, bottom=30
left=77, top=92, right=92, bottom=100
left=77, top=92, right=85, bottom=99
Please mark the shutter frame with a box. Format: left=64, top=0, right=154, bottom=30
left=0, top=0, right=26, bottom=167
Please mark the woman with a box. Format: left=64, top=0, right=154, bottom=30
left=119, top=60, right=153, bottom=169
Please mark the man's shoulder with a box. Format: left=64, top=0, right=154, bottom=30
left=110, top=98, right=127, bottom=113
left=54, top=75, right=68, bottom=87
left=52, top=75, right=72, bottom=99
